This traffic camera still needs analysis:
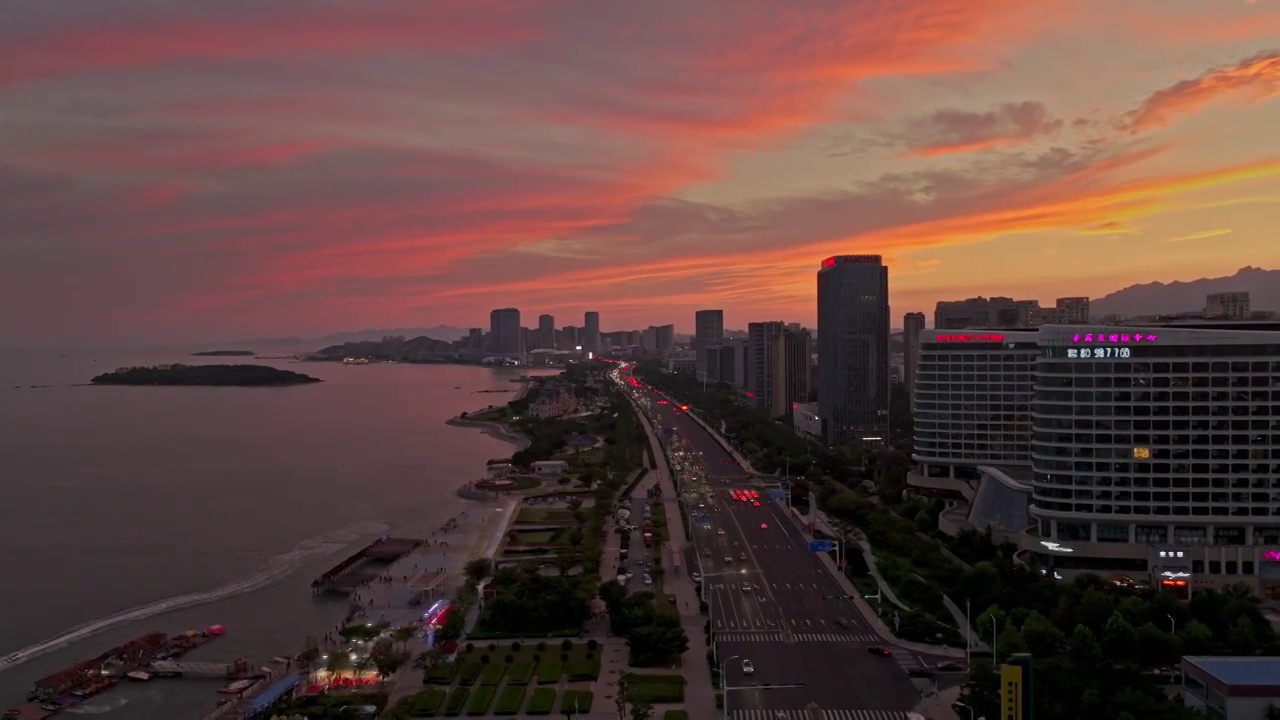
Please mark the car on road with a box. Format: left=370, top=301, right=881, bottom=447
left=643, top=574, right=653, bottom=586
left=702, top=550, right=711, bottom=557
left=751, top=501, right=761, bottom=507
left=741, top=582, right=751, bottom=592
left=717, top=529, right=725, bottom=535
left=739, top=553, right=747, bottom=560
left=723, top=556, right=732, bottom=563
left=936, top=661, right=965, bottom=671
left=867, top=647, right=892, bottom=657
left=834, top=618, right=850, bottom=629
left=741, top=659, right=754, bottom=675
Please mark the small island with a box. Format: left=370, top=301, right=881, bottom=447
left=191, top=349, right=255, bottom=357
left=91, top=364, right=322, bottom=387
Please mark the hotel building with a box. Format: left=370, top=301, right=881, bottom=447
left=908, top=322, right=1280, bottom=598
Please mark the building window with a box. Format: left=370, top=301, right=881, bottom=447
left=1096, top=523, right=1130, bottom=542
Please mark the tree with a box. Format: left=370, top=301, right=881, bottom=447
left=1179, top=620, right=1214, bottom=656
left=629, top=701, right=654, bottom=720
left=1020, top=612, right=1066, bottom=658
left=464, top=558, right=492, bottom=585
left=555, top=548, right=579, bottom=577
left=370, top=639, right=404, bottom=677
left=614, top=675, right=629, bottom=720
left=1229, top=615, right=1259, bottom=654
left=390, top=625, right=417, bottom=653
left=627, top=621, right=689, bottom=666
left=1102, top=612, right=1138, bottom=664
left=598, top=580, right=627, bottom=614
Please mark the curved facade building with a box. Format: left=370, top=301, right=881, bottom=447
left=1028, top=324, right=1280, bottom=596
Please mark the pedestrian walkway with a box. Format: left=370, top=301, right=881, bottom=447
left=730, top=710, right=912, bottom=720
left=716, top=632, right=881, bottom=643
left=889, top=647, right=924, bottom=671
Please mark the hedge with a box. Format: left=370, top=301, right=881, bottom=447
left=466, top=686, right=496, bottom=715
left=493, top=686, right=526, bottom=715
left=525, top=688, right=557, bottom=715
left=443, top=687, right=470, bottom=717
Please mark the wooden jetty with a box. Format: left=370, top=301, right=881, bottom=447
left=311, top=536, right=423, bottom=594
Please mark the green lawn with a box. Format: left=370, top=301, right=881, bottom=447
left=525, top=688, right=557, bottom=715
left=516, top=507, right=576, bottom=524
left=493, top=686, right=526, bottom=715
left=478, top=661, right=506, bottom=685
left=395, top=688, right=446, bottom=717
left=443, top=687, right=469, bottom=717
left=425, top=661, right=456, bottom=684
left=558, top=690, right=593, bottom=715
left=534, top=656, right=563, bottom=683
left=663, top=711, right=689, bottom=720
left=508, top=529, right=558, bottom=545
left=456, top=662, right=480, bottom=686
left=466, top=685, right=496, bottom=715
left=506, top=661, right=534, bottom=685
left=623, top=673, right=686, bottom=703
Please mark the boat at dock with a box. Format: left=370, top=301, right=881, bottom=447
left=3, top=625, right=225, bottom=719
left=217, top=679, right=253, bottom=695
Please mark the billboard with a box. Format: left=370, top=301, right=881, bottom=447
left=1000, top=653, right=1033, bottom=720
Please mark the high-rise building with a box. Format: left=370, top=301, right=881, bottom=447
left=1205, top=292, right=1250, bottom=319
left=694, top=309, right=725, bottom=381
left=560, top=325, right=580, bottom=351
left=906, top=321, right=1280, bottom=598
left=705, top=339, right=747, bottom=387
left=584, top=312, right=600, bottom=354
left=935, top=296, right=1023, bottom=329
left=644, top=324, right=675, bottom=355
left=466, top=327, right=485, bottom=349
left=817, top=255, right=890, bottom=445
left=488, top=308, right=523, bottom=356
left=771, top=327, right=812, bottom=417
left=747, top=321, right=785, bottom=412
left=903, top=312, right=926, bottom=396
left=537, top=314, right=555, bottom=349
left=1052, top=296, right=1090, bottom=324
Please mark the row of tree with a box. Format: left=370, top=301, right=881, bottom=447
left=598, top=582, right=690, bottom=667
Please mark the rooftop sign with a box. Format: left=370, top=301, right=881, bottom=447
left=1071, top=332, right=1158, bottom=344
left=821, top=255, right=882, bottom=268
left=935, top=333, right=1006, bottom=343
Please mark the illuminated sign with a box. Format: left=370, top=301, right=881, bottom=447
left=1263, top=550, right=1280, bottom=562
left=1133, top=447, right=1151, bottom=459
left=1040, top=541, right=1074, bottom=553
left=821, top=255, right=881, bottom=269
left=1161, top=579, right=1188, bottom=588
left=1000, top=664, right=1024, bottom=720
left=1161, top=571, right=1191, bottom=579
left=1068, top=347, right=1130, bottom=359
left=935, top=333, right=1006, bottom=343
left=1071, top=332, right=1158, bottom=344
left=1158, top=550, right=1185, bottom=559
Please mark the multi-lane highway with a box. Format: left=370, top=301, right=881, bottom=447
left=628, top=371, right=935, bottom=718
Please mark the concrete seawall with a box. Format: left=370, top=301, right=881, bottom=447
left=445, top=416, right=531, bottom=450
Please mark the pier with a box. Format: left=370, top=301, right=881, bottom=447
left=148, top=659, right=257, bottom=679
left=310, top=537, right=423, bottom=594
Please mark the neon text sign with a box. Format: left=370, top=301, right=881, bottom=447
left=1263, top=550, right=1280, bottom=562
left=1071, top=332, right=1158, bottom=344
left=935, top=334, right=1006, bottom=343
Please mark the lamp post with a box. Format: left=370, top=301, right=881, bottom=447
left=991, top=615, right=999, bottom=662
left=965, top=598, right=972, bottom=667
left=720, top=654, right=740, bottom=720
left=1167, top=613, right=1175, bottom=635
left=954, top=702, right=976, bottom=720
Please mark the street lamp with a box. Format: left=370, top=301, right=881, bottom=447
left=721, top=653, right=742, bottom=717
left=953, top=702, right=979, bottom=720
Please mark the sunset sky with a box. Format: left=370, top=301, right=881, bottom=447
left=3, top=0, right=1280, bottom=345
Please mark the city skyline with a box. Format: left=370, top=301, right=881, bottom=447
left=2, top=1, right=1279, bottom=345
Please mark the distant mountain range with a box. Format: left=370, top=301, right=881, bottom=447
left=231, top=326, right=470, bottom=348
left=1090, top=266, right=1279, bottom=319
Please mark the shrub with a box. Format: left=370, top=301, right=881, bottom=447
left=488, top=643, right=498, bottom=652
left=480, top=654, right=490, bottom=664
left=536, top=641, right=548, bottom=651
left=493, top=685, right=526, bottom=715
left=505, top=654, right=514, bottom=663
left=444, top=686, right=470, bottom=716
left=511, top=641, right=523, bottom=652
left=586, top=639, right=599, bottom=651
left=560, top=639, right=573, bottom=651
left=465, top=642, right=475, bottom=652
left=525, top=687, right=557, bottom=715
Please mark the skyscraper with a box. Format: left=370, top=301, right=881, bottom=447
left=903, top=312, right=926, bottom=396
left=584, top=311, right=600, bottom=354
left=771, top=327, right=812, bottom=417
left=817, top=255, right=890, bottom=445
left=747, top=321, right=785, bottom=412
left=694, top=309, right=725, bottom=381
left=537, top=314, right=555, bottom=350
left=489, top=308, right=523, bottom=356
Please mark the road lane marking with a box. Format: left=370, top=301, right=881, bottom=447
left=731, top=711, right=912, bottom=720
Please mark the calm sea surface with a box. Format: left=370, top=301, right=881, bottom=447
left=0, top=349, right=555, bottom=718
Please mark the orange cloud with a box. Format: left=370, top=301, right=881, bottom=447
left=1127, top=50, right=1280, bottom=131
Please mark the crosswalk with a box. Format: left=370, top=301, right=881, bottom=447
left=889, top=647, right=923, bottom=670
left=715, top=632, right=880, bottom=642
left=731, top=710, right=910, bottom=720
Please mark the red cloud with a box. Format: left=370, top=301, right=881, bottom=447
left=1127, top=50, right=1280, bottom=131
